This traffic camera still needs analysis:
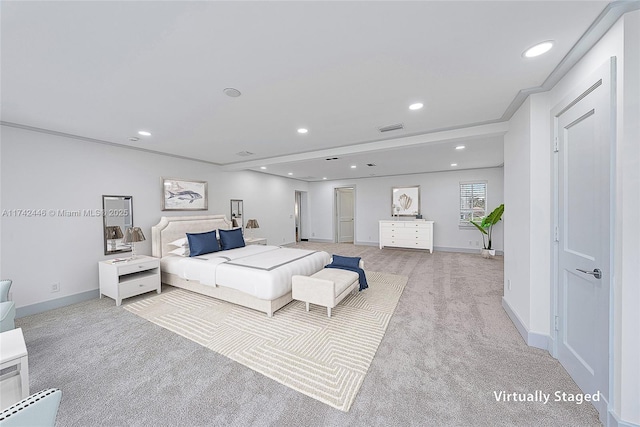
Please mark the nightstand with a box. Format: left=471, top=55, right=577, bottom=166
left=99, top=255, right=160, bottom=306
left=245, top=237, right=267, bottom=245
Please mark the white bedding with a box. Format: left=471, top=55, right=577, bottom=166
left=216, top=248, right=330, bottom=300
left=161, top=245, right=330, bottom=300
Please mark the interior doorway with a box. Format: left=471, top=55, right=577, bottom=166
left=334, top=187, right=354, bottom=243
left=295, top=191, right=306, bottom=243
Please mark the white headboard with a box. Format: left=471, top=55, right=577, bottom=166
left=151, top=215, right=232, bottom=258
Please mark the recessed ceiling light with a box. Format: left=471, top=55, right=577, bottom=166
left=138, top=131, right=151, bottom=136
left=523, top=41, right=554, bottom=58
left=409, top=103, right=424, bottom=110
left=451, top=163, right=458, bottom=167
left=297, top=128, right=308, bottom=134
left=456, top=145, right=465, bottom=150
left=350, top=165, right=357, bottom=169
left=260, top=166, right=267, bottom=170
left=223, top=88, right=242, bottom=97
left=287, top=172, right=293, bottom=176
left=322, top=177, right=327, bottom=180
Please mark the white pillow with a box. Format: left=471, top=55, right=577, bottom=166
left=169, top=246, right=189, bottom=257
left=169, top=237, right=188, bottom=248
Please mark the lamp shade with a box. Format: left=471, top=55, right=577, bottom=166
left=122, top=227, right=146, bottom=244
left=246, top=219, right=259, bottom=229
left=105, top=226, right=123, bottom=240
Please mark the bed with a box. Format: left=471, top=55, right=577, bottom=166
left=151, top=215, right=330, bottom=316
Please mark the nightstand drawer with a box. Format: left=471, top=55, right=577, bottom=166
left=120, top=276, right=159, bottom=299
left=118, top=260, right=158, bottom=275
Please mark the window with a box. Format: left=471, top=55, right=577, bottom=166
left=459, top=181, right=486, bottom=226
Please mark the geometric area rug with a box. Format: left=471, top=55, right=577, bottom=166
left=124, top=271, right=407, bottom=411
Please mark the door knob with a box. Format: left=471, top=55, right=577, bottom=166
left=576, top=268, right=602, bottom=279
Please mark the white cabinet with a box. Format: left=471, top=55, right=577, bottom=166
left=99, top=256, right=161, bottom=306
left=379, top=220, right=434, bottom=253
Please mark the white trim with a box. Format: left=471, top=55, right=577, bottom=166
left=608, top=410, right=640, bottom=427
left=16, top=289, right=99, bottom=318
left=502, top=297, right=551, bottom=352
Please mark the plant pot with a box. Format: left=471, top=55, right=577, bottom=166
left=481, top=249, right=496, bottom=258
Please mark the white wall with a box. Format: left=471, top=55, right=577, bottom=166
left=307, top=167, right=504, bottom=252
left=0, top=125, right=307, bottom=312
left=504, top=11, right=640, bottom=425
left=503, top=97, right=531, bottom=330
left=616, top=9, right=639, bottom=424
left=503, top=91, right=553, bottom=338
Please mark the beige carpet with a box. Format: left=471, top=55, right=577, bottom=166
left=124, top=271, right=407, bottom=411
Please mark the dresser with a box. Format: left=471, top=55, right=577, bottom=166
left=379, top=220, right=434, bottom=253
left=99, top=255, right=161, bottom=306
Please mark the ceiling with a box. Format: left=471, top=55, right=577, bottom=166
left=1, top=1, right=615, bottom=181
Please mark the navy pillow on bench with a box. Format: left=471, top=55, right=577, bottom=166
left=325, top=255, right=368, bottom=291
left=330, top=255, right=361, bottom=269
left=187, top=230, right=220, bottom=256
left=219, top=228, right=245, bottom=250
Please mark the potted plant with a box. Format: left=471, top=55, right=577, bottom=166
left=470, top=204, right=504, bottom=258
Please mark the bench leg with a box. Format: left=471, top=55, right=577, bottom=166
left=327, top=307, right=331, bottom=318
left=305, top=302, right=310, bottom=312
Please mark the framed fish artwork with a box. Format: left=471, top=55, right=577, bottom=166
left=162, top=178, right=208, bottom=211
left=391, top=185, right=420, bottom=217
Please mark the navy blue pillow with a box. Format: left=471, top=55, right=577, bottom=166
left=187, top=230, right=219, bottom=256
left=219, top=228, right=245, bottom=250
left=331, top=255, right=361, bottom=269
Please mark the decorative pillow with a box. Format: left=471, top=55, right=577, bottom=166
left=169, top=246, right=189, bottom=257
left=169, top=237, right=188, bottom=248
left=219, top=228, right=245, bottom=250
left=330, top=255, right=361, bottom=269
left=187, top=230, right=220, bottom=257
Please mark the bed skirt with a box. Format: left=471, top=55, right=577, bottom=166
left=161, top=272, right=293, bottom=317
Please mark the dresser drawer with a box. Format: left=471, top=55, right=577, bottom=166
left=119, top=275, right=159, bottom=299
left=117, top=260, right=158, bottom=275
left=406, top=222, right=431, bottom=229
left=380, top=222, right=406, bottom=228
left=381, top=229, right=402, bottom=238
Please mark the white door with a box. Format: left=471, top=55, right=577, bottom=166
left=336, top=188, right=354, bottom=243
left=553, top=59, right=614, bottom=419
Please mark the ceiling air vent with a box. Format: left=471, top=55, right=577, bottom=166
left=367, top=163, right=376, bottom=167
left=378, top=123, right=404, bottom=133
left=325, top=157, right=339, bottom=161
left=236, top=151, right=255, bottom=157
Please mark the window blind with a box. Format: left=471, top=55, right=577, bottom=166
left=459, top=182, right=487, bottom=225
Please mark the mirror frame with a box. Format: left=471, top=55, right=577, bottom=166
left=230, top=199, right=243, bottom=230
left=103, top=195, right=133, bottom=255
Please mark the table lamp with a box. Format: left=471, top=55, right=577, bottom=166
left=122, top=227, right=146, bottom=259
left=105, top=226, right=124, bottom=251
left=245, top=219, right=259, bottom=239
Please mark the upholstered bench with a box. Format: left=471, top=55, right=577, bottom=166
left=292, top=261, right=363, bottom=317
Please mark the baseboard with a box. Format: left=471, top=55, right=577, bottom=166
left=354, top=241, right=379, bottom=247
left=608, top=410, right=640, bottom=427
left=501, top=297, right=550, bottom=351
left=16, top=289, right=99, bottom=318
left=434, top=246, right=504, bottom=255
left=307, top=238, right=335, bottom=243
